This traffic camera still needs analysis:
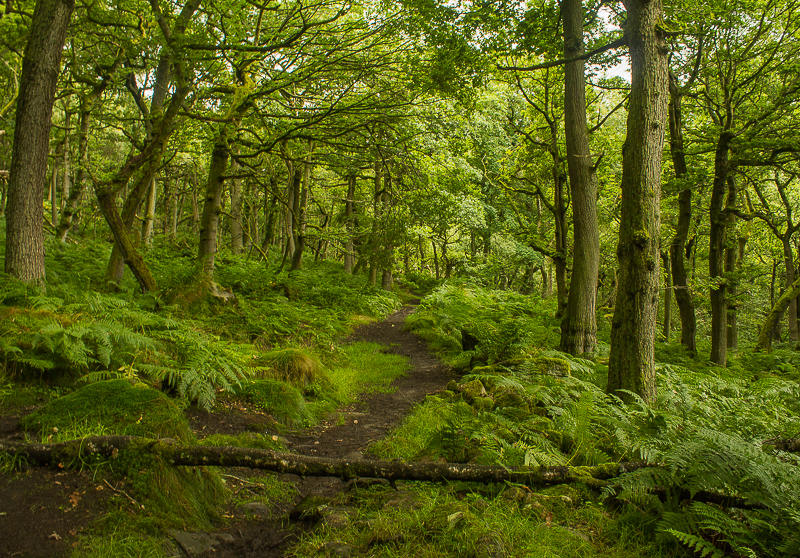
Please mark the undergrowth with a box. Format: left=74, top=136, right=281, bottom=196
left=370, top=282, right=800, bottom=558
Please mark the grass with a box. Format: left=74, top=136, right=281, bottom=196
left=291, top=482, right=675, bottom=558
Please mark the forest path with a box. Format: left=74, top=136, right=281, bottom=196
left=186, top=303, right=453, bottom=558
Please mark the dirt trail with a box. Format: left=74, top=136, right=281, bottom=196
left=289, top=304, right=451, bottom=458
left=0, top=304, right=452, bottom=558
left=187, top=303, right=453, bottom=558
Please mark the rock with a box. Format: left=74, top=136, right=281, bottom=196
left=170, top=531, right=218, bottom=557
left=533, top=356, right=571, bottom=377
left=446, top=380, right=459, bottom=391
left=240, top=501, right=272, bottom=517
left=457, top=379, right=488, bottom=401
left=321, top=541, right=354, bottom=557
left=322, top=507, right=352, bottom=529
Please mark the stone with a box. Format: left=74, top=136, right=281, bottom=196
left=170, top=531, right=218, bottom=557
left=457, top=379, right=488, bottom=401
left=321, top=541, right=353, bottom=557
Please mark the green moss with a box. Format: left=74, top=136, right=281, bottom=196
left=533, top=356, right=571, bottom=377
left=240, top=379, right=311, bottom=425
left=21, top=379, right=192, bottom=442
left=253, top=347, right=324, bottom=386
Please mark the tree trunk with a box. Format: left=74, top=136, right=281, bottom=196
left=783, top=235, right=798, bottom=342
left=757, top=273, right=800, bottom=351
left=198, top=133, right=233, bottom=276
left=344, top=174, right=356, bottom=273
left=724, top=176, right=739, bottom=351
left=49, top=162, right=58, bottom=229
left=4, top=0, right=74, bottom=282
left=560, top=0, right=600, bottom=356
left=229, top=164, right=243, bottom=254
left=290, top=143, right=312, bottom=271
left=140, top=178, right=157, bottom=247
left=708, top=132, right=733, bottom=365
left=56, top=101, right=92, bottom=242
left=607, top=0, right=669, bottom=403
left=667, top=71, right=697, bottom=355
left=662, top=251, right=671, bottom=340
left=96, top=188, right=157, bottom=292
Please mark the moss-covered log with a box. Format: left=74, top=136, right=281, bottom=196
left=0, top=435, right=651, bottom=487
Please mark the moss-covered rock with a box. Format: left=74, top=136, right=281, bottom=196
left=253, top=348, right=323, bottom=386
left=21, top=379, right=192, bottom=441
left=241, top=379, right=311, bottom=425
left=532, top=356, right=571, bottom=377
left=457, top=379, right=488, bottom=401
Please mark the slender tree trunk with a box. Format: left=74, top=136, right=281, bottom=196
left=708, top=132, right=733, bottom=365
left=757, top=273, right=800, bottom=351
left=553, top=161, right=568, bottom=317
left=49, top=163, right=58, bottom=229
left=290, top=143, right=312, bottom=271
left=344, top=174, right=356, bottom=273
left=198, top=132, right=234, bottom=276
left=560, top=0, right=600, bottom=355
left=724, top=176, right=739, bottom=351
left=230, top=163, right=243, bottom=254
left=667, top=72, right=697, bottom=355
left=607, top=0, right=669, bottom=403
left=56, top=102, right=92, bottom=242
left=4, top=0, right=74, bottom=282
left=784, top=236, right=799, bottom=342
left=662, top=251, right=671, bottom=340
left=140, top=177, right=157, bottom=247
left=60, top=110, right=70, bottom=212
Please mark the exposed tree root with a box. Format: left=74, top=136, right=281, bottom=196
left=0, top=435, right=650, bottom=487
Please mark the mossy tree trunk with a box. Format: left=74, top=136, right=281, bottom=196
left=560, top=0, right=600, bottom=356
left=709, top=132, right=733, bottom=365
left=607, top=0, right=669, bottom=403
left=667, top=71, right=697, bottom=355
left=4, top=0, right=74, bottom=283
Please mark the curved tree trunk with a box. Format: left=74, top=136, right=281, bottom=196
left=757, top=273, right=800, bottom=351
left=607, top=0, right=669, bottom=403
left=4, top=0, right=74, bottom=282
left=560, top=0, right=600, bottom=356
left=667, top=71, right=697, bottom=355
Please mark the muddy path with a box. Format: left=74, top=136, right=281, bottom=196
left=184, top=303, right=453, bottom=558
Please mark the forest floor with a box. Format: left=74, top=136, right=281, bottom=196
left=0, top=303, right=453, bottom=558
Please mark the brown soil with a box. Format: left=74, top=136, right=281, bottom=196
left=0, top=468, right=109, bottom=558
left=0, top=303, right=451, bottom=558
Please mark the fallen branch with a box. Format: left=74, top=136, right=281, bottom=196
left=763, top=438, right=800, bottom=452
left=0, top=435, right=651, bottom=488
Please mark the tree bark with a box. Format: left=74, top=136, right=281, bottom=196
left=140, top=177, right=157, bottom=247
left=607, top=0, right=669, bottom=403
left=56, top=100, right=92, bottom=242
left=0, top=436, right=651, bottom=488
left=724, top=176, right=740, bottom=351
left=344, top=174, right=356, bottom=273
left=229, top=163, right=243, bottom=254
left=290, top=143, right=313, bottom=271
left=560, top=0, right=600, bottom=356
left=757, top=273, right=800, bottom=351
left=662, top=250, right=671, bottom=340
left=4, top=0, right=74, bottom=282
left=667, top=71, right=697, bottom=355
left=708, top=132, right=733, bottom=365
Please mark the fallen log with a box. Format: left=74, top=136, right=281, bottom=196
left=0, top=435, right=651, bottom=488
left=763, top=438, right=800, bottom=452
